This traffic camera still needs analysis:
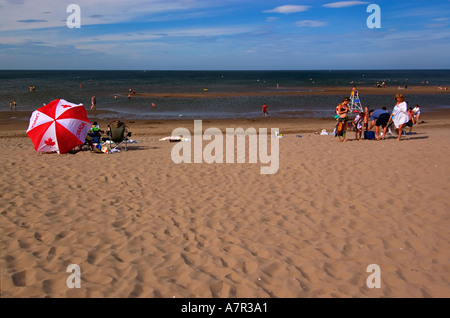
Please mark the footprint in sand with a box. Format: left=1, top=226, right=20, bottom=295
left=12, top=269, right=35, bottom=287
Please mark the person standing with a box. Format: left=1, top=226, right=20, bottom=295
left=13, top=100, right=17, bottom=111
left=363, top=106, right=369, bottom=132
left=91, top=95, right=97, bottom=110
left=335, top=97, right=350, bottom=142
left=406, top=107, right=415, bottom=134
left=391, top=94, right=409, bottom=141
left=262, top=103, right=268, bottom=117
left=413, top=104, right=421, bottom=124
left=352, top=112, right=364, bottom=141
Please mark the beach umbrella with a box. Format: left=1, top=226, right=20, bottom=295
left=26, top=99, right=91, bottom=154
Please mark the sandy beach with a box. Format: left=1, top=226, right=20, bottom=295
left=1, top=91, right=450, bottom=298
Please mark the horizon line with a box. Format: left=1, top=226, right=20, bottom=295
left=1, top=68, right=450, bottom=72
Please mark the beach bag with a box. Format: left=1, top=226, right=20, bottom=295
left=364, top=131, right=375, bottom=140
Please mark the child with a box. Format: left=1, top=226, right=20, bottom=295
left=406, top=107, right=414, bottom=134
left=413, top=104, right=421, bottom=124
left=88, top=121, right=103, bottom=144
left=352, top=112, right=364, bottom=141
left=262, top=103, right=268, bottom=117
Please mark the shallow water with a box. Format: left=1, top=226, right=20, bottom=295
left=1, top=70, right=448, bottom=119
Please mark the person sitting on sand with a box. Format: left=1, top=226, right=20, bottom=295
left=88, top=121, right=104, bottom=144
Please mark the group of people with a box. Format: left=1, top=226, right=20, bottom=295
left=128, top=88, right=136, bottom=99
left=335, top=93, right=421, bottom=142
left=82, top=120, right=131, bottom=152
left=91, top=90, right=140, bottom=110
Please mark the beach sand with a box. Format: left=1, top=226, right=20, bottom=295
left=1, top=105, right=450, bottom=298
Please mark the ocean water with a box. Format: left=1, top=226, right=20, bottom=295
left=1, top=70, right=449, bottom=120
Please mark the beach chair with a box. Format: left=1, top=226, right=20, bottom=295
left=107, top=121, right=131, bottom=151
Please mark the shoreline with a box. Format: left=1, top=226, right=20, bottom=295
left=2, top=85, right=447, bottom=124
left=2, top=108, right=450, bottom=139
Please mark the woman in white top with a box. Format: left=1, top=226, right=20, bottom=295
left=413, top=104, right=421, bottom=124
left=391, top=93, right=409, bottom=141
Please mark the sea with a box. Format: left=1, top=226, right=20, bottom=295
left=1, top=70, right=449, bottom=120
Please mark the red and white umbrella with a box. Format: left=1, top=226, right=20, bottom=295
left=26, top=99, right=91, bottom=154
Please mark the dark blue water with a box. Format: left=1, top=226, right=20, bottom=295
left=1, top=70, right=449, bottom=119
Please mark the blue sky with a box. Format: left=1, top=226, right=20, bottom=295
left=0, top=0, right=449, bottom=70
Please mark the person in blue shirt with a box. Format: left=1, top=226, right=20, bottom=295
left=88, top=121, right=104, bottom=144
left=369, top=107, right=390, bottom=140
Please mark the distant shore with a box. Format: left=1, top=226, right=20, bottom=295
left=134, top=85, right=448, bottom=98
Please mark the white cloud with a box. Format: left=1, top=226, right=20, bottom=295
left=296, top=20, right=328, bottom=28
left=0, top=24, right=255, bottom=50
left=164, top=26, right=254, bottom=37
left=323, top=1, right=369, bottom=9
left=0, top=0, right=211, bottom=31
left=264, top=5, right=310, bottom=14
left=426, top=23, right=448, bottom=28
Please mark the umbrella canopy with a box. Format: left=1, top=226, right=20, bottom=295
left=26, top=99, right=91, bottom=154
